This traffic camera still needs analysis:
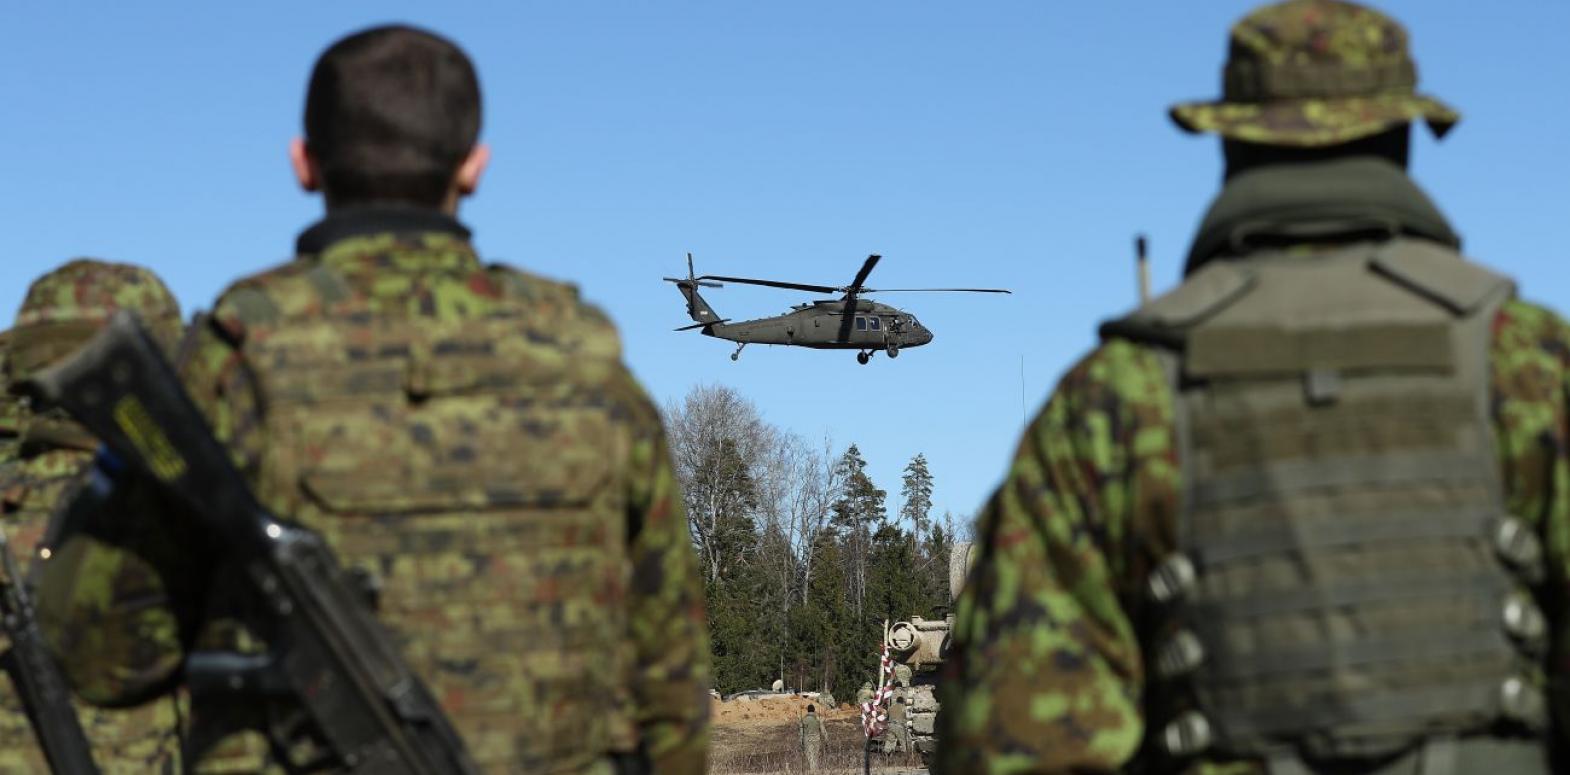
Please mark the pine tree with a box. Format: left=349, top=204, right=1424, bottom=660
left=867, top=522, right=924, bottom=624
left=708, top=550, right=777, bottom=692
left=793, top=528, right=856, bottom=695
left=899, top=453, right=934, bottom=536
left=921, top=512, right=956, bottom=612
left=830, top=444, right=885, bottom=618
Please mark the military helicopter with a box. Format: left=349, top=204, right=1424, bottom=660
left=666, top=253, right=1010, bottom=364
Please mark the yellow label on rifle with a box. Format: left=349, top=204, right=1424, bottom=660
left=113, top=395, right=187, bottom=481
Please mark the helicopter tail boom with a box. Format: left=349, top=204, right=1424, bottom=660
left=665, top=252, right=723, bottom=327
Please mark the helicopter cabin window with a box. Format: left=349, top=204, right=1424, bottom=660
left=856, top=317, right=867, bottom=331
left=868, top=317, right=881, bottom=331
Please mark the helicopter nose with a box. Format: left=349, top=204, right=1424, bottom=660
left=919, top=327, right=934, bottom=345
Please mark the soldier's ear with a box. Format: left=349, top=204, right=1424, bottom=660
left=289, top=138, right=322, bottom=193
left=454, top=144, right=490, bottom=198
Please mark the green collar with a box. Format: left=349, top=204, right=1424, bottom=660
left=1186, top=157, right=1461, bottom=274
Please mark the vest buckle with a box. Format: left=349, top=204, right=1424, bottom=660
left=1493, top=517, right=1544, bottom=585
left=1147, top=553, right=1197, bottom=604
left=1160, top=711, right=1214, bottom=757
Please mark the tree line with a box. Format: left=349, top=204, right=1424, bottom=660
left=664, top=384, right=962, bottom=698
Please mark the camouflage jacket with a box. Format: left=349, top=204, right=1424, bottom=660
left=38, top=211, right=711, bottom=774
left=0, top=260, right=190, bottom=774
left=0, top=418, right=186, bottom=774
left=936, top=168, right=1570, bottom=774
left=800, top=713, right=826, bottom=745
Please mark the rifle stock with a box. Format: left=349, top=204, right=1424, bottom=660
left=28, top=311, right=478, bottom=775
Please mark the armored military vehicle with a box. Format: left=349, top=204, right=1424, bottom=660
left=879, top=541, right=975, bottom=765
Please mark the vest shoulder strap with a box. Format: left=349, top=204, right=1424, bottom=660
left=1369, top=238, right=1514, bottom=315
left=1099, top=261, right=1255, bottom=347
left=1101, top=238, right=1513, bottom=356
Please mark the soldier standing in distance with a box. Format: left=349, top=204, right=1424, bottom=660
left=0, top=260, right=187, bottom=773
left=799, top=703, right=826, bottom=772
left=35, top=25, right=711, bottom=774
left=882, top=695, right=909, bottom=756
left=938, top=1, right=1568, bottom=773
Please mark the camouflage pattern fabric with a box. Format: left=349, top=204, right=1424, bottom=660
left=799, top=712, right=825, bottom=772
left=0, top=260, right=186, bottom=774
left=37, top=231, right=711, bottom=774
left=934, top=299, right=1570, bottom=773
left=883, top=699, right=909, bottom=754
left=1169, top=0, right=1459, bottom=146
left=8, top=258, right=183, bottom=383
left=0, top=330, right=17, bottom=464
left=893, top=662, right=912, bottom=688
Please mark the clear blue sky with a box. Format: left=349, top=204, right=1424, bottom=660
left=2, top=2, right=1566, bottom=523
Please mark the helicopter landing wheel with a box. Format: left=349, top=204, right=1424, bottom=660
left=731, top=343, right=746, bottom=361
left=885, top=344, right=899, bottom=359
left=856, top=351, right=870, bottom=365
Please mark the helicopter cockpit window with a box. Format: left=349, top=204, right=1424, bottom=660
left=869, top=317, right=881, bottom=331
left=855, top=317, right=867, bottom=331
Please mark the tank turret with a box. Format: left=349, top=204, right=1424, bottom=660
left=878, top=541, right=974, bottom=764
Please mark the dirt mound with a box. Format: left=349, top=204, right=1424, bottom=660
left=710, top=694, right=858, bottom=728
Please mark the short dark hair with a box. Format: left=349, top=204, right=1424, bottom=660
left=304, top=25, right=482, bottom=207
left=806, top=704, right=815, bottom=713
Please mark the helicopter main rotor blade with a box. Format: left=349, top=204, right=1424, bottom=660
left=662, top=278, right=725, bottom=288
left=698, top=276, right=841, bottom=294
left=860, top=287, right=1012, bottom=294
left=845, top=254, right=881, bottom=296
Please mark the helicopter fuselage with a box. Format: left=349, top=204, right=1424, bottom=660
left=667, top=252, right=1004, bottom=363
left=702, top=299, right=934, bottom=350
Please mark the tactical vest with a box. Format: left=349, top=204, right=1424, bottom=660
left=1105, top=238, right=1550, bottom=773
left=222, top=263, right=636, bottom=773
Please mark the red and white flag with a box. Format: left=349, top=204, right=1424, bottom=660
left=860, top=639, right=896, bottom=738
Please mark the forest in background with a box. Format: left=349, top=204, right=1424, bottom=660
left=664, top=385, right=965, bottom=697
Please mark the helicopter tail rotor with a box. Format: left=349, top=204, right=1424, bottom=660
left=662, top=253, right=723, bottom=288
left=665, top=253, right=724, bottom=325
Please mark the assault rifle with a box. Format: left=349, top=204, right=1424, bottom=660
left=27, top=311, right=479, bottom=775
left=0, top=524, right=99, bottom=774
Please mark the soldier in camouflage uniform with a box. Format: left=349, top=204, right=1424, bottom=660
left=35, top=26, right=710, bottom=774
left=799, top=704, right=826, bottom=772
left=882, top=695, right=909, bottom=755
left=939, top=2, right=1566, bottom=773
left=1, top=260, right=186, bottom=774
left=892, top=662, right=912, bottom=689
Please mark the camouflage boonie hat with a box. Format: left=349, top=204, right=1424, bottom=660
left=8, top=259, right=182, bottom=383
left=1169, top=0, right=1458, bottom=147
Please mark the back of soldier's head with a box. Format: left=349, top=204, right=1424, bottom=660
left=305, top=25, right=482, bottom=208
left=8, top=259, right=182, bottom=386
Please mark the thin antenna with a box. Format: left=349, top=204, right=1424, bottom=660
left=1136, top=234, right=1151, bottom=304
